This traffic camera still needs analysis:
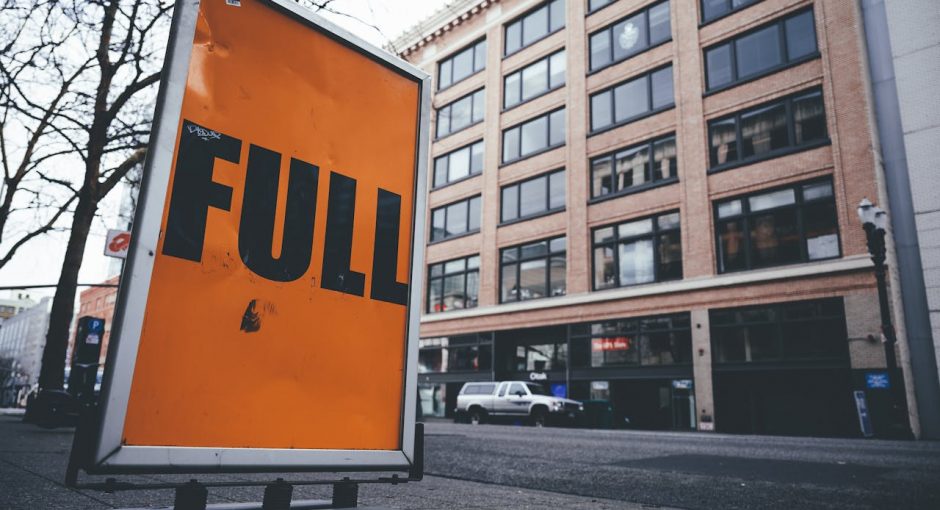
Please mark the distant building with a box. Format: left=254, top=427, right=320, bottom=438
left=0, top=293, right=36, bottom=321
left=394, top=0, right=920, bottom=438
left=68, top=276, right=120, bottom=367
left=0, top=297, right=52, bottom=405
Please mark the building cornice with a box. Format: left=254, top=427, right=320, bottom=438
left=420, top=255, right=874, bottom=324
left=390, top=0, right=499, bottom=58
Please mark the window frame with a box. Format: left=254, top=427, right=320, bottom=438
left=700, top=0, right=762, bottom=25
left=504, top=0, right=566, bottom=57
left=432, top=139, right=485, bottom=189
left=588, top=64, right=674, bottom=136
left=591, top=210, right=682, bottom=291
left=587, top=0, right=672, bottom=73
left=501, top=106, right=566, bottom=165
left=499, top=235, right=567, bottom=303
left=703, top=7, right=818, bottom=94
left=587, top=0, right=617, bottom=16
left=500, top=168, right=566, bottom=225
left=503, top=48, right=567, bottom=110
left=707, top=86, right=829, bottom=172
left=429, top=195, right=482, bottom=243
left=426, top=254, right=481, bottom=314
left=437, top=39, right=487, bottom=92
left=713, top=177, right=842, bottom=274
left=435, top=88, right=485, bottom=140
left=589, top=133, right=679, bottom=202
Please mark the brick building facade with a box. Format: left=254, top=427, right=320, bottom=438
left=394, top=0, right=919, bottom=437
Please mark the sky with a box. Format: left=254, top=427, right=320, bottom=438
left=0, top=0, right=448, bottom=301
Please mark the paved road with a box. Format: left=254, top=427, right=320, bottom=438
left=423, top=421, right=940, bottom=509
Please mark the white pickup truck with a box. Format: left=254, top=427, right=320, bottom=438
left=455, top=381, right=583, bottom=427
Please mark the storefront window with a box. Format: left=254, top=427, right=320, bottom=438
left=419, top=333, right=493, bottom=373
left=572, top=313, right=692, bottom=368
left=710, top=298, right=847, bottom=363
left=419, top=383, right=447, bottom=418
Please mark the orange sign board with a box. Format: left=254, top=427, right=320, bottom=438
left=91, top=0, right=428, bottom=471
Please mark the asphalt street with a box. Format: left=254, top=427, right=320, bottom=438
left=423, top=421, right=940, bottom=509
left=1, top=412, right=939, bottom=509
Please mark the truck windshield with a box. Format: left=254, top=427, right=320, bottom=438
left=526, top=383, right=550, bottom=396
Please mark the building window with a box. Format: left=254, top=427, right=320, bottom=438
left=504, top=49, right=566, bottom=109
left=709, top=88, right=827, bottom=170
left=433, top=140, right=484, bottom=188
left=701, top=0, right=762, bottom=23
left=710, top=298, right=847, bottom=363
left=590, top=133, right=677, bottom=199
left=570, top=313, right=692, bottom=368
left=438, top=39, right=487, bottom=90
left=436, top=88, right=485, bottom=139
left=500, top=236, right=566, bottom=302
left=592, top=211, right=682, bottom=290
left=501, top=169, right=565, bottom=223
left=500, top=326, right=568, bottom=372
left=419, top=333, right=493, bottom=373
left=430, top=195, right=481, bottom=242
left=589, top=1, right=671, bottom=72
left=502, top=108, right=565, bottom=163
left=705, top=9, right=817, bottom=91
left=715, top=178, right=840, bottom=273
left=588, top=0, right=615, bottom=13
left=505, top=0, right=566, bottom=56
left=589, top=65, right=673, bottom=133
left=427, top=255, right=480, bottom=314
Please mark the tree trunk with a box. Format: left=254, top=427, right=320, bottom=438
left=37, top=188, right=99, bottom=391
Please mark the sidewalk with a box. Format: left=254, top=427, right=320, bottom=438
left=0, top=415, right=653, bottom=509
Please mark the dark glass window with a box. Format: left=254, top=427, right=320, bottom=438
left=433, top=140, right=484, bottom=188
left=501, top=169, right=565, bottom=223
left=708, top=88, right=828, bottom=169
left=589, top=1, right=671, bottom=72
left=501, top=326, right=568, bottom=372
left=590, top=65, right=673, bottom=133
left=500, top=236, right=566, bottom=303
left=715, top=178, right=840, bottom=273
left=710, top=298, right=847, bottom=363
left=704, top=8, right=817, bottom=91
left=504, top=49, right=566, bottom=109
left=419, top=333, right=493, bottom=373
left=502, top=108, right=566, bottom=163
left=438, top=39, right=487, bottom=90
left=430, top=195, right=481, bottom=242
left=570, top=313, right=691, bottom=368
left=588, top=0, right=615, bottom=12
left=436, top=89, right=485, bottom=138
left=505, top=0, right=566, bottom=56
left=590, top=134, right=677, bottom=199
left=701, top=0, right=762, bottom=23
left=427, top=255, right=480, bottom=314
left=592, top=211, right=681, bottom=290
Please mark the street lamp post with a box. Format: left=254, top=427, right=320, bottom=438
left=857, top=198, right=911, bottom=438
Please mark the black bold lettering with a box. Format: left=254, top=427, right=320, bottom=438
left=238, top=145, right=319, bottom=282
left=370, top=189, right=408, bottom=305
left=162, top=120, right=240, bottom=262
left=320, top=172, right=365, bottom=296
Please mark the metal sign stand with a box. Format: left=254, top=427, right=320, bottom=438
left=66, top=410, right=424, bottom=510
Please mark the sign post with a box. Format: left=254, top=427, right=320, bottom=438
left=68, top=0, right=430, bottom=504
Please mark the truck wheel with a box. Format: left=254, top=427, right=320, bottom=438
left=531, top=409, right=547, bottom=428
left=469, top=408, right=484, bottom=425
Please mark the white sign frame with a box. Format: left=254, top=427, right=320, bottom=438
left=89, top=0, right=429, bottom=474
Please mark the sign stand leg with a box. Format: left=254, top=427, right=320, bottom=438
left=331, top=479, right=358, bottom=508
left=262, top=478, right=293, bottom=509
left=173, top=480, right=207, bottom=510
